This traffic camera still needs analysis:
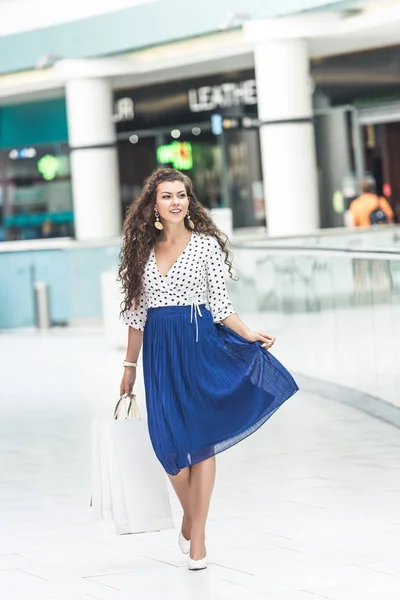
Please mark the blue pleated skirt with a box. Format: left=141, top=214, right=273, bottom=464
left=142, top=305, right=298, bottom=475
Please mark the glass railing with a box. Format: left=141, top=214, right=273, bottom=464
left=228, top=244, right=400, bottom=409
left=234, top=225, right=400, bottom=253
left=2, top=228, right=400, bottom=413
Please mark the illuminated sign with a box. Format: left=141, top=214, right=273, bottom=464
left=188, top=79, right=257, bottom=113
left=37, top=155, right=59, bottom=181
left=113, top=97, right=135, bottom=122
left=9, top=147, right=37, bottom=160
left=211, top=114, right=223, bottom=135
left=157, top=142, right=193, bottom=170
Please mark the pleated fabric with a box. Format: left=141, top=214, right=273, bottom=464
left=142, top=305, right=298, bottom=476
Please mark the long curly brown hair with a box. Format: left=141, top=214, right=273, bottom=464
left=118, top=167, right=236, bottom=316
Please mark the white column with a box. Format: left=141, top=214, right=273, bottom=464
left=66, top=78, right=121, bottom=240
left=254, top=39, right=319, bottom=236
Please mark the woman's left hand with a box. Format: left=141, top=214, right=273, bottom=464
left=245, top=330, right=275, bottom=350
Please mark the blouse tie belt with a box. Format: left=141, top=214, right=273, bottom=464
left=188, top=295, right=203, bottom=342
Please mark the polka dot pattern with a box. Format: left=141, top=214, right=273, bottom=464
left=123, top=233, right=235, bottom=330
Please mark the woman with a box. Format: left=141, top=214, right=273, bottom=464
left=118, top=168, right=298, bottom=571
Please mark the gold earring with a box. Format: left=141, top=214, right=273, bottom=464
left=186, top=210, right=195, bottom=230
left=154, top=210, right=164, bottom=231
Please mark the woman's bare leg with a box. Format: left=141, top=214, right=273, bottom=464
left=168, top=467, right=192, bottom=540
left=189, top=456, right=216, bottom=560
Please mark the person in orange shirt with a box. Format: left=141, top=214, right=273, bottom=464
left=349, top=180, right=394, bottom=227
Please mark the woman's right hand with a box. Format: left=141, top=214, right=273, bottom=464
left=120, top=367, right=137, bottom=397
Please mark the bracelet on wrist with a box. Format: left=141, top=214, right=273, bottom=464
left=123, top=361, right=137, bottom=368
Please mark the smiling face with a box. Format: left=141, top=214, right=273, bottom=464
left=155, top=180, right=189, bottom=226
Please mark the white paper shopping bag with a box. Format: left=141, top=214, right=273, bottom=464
left=92, top=418, right=118, bottom=521
left=91, top=395, right=173, bottom=535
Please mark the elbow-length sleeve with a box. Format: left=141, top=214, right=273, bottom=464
left=122, top=290, right=148, bottom=331
left=206, top=237, right=235, bottom=322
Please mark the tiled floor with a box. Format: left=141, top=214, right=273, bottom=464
left=1, top=330, right=400, bottom=599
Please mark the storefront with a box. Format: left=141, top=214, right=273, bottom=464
left=0, top=73, right=265, bottom=243
left=0, top=99, right=73, bottom=242
left=114, top=51, right=400, bottom=233
left=313, top=44, right=400, bottom=225
left=3, top=43, right=400, bottom=244
left=114, top=70, right=266, bottom=229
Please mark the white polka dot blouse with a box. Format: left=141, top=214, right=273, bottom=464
left=123, top=233, right=236, bottom=330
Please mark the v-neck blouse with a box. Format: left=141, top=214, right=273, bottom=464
left=123, top=233, right=235, bottom=331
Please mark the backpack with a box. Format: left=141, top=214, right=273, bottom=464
left=369, top=196, right=389, bottom=226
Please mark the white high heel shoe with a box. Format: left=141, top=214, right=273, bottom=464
left=178, top=531, right=190, bottom=555
left=188, top=554, right=208, bottom=571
